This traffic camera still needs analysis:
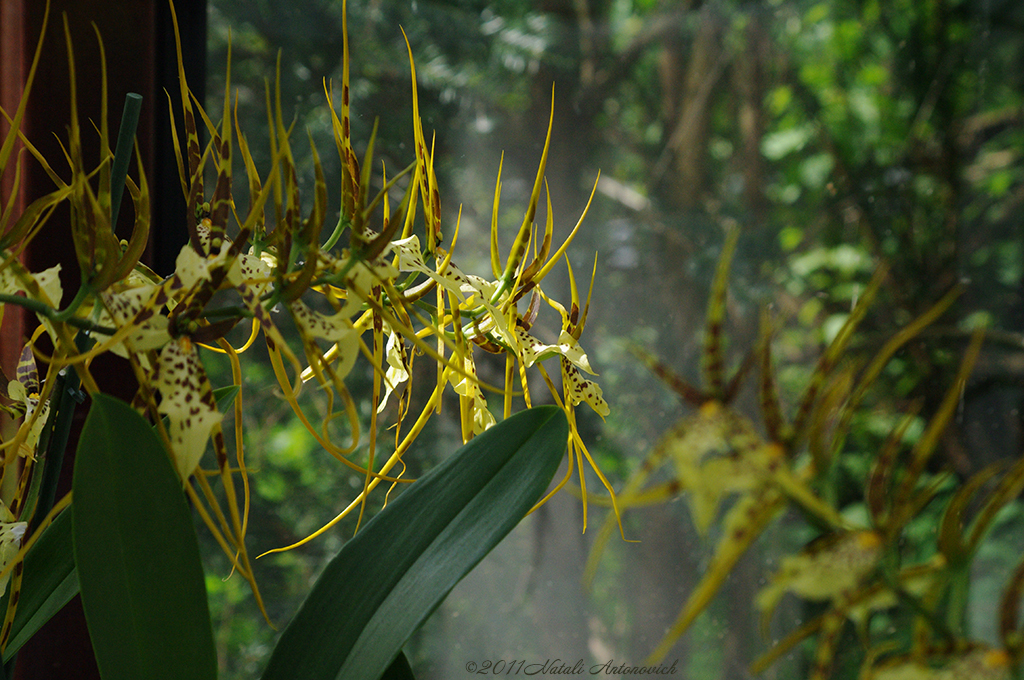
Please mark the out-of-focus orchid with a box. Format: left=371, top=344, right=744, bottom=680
left=581, top=224, right=986, bottom=675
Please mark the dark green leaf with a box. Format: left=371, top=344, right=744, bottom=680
left=379, top=651, right=416, bottom=680
left=72, top=393, right=216, bottom=680
left=262, top=406, right=568, bottom=680
left=1, top=509, right=78, bottom=661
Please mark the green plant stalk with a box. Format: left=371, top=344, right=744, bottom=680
left=0, top=293, right=115, bottom=335
left=28, top=332, right=90, bottom=534
left=108, top=93, right=142, bottom=230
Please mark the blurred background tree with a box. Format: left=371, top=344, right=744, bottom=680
left=200, top=0, right=1024, bottom=678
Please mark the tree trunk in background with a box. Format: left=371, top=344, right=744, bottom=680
left=657, top=3, right=724, bottom=212
left=733, top=11, right=768, bottom=219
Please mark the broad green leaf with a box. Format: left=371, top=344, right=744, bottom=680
left=72, top=393, right=216, bottom=680
left=2, top=387, right=238, bottom=664
left=1, top=508, right=78, bottom=661
left=262, top=406, right=568, bottom=680
left=380, top=651, right=416, bottom=680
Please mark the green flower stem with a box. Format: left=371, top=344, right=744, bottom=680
left=50, top=283, right=93, bottom=323
left=109, top=93, right=143, bottom=229
left=27, top=332, right=90, bottom=535
left=322, top=213, right=350, bottom=252
left=0, top=293, right=115, bottom=335
left=201, top=305, right=254, bottom=321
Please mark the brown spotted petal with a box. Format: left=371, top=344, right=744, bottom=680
left=1, top=261, right=63, bottom=339
left=519, top=328, right=596, bottom=374
left=392, top=234, right=515, bottom=345
left=661, top=403, right=761, bottom=533
left=392, top=236, right=482, bottom=299
left=173, top=235, right=247, bottom=293
left=334, top=250, right=400, bottom=317
left=231, top=250, right=273, bottom=295
left=100, top=284, right=172, bottom=355
left=152, top=338, right=223, bottom=480
left=392, top=235, right=476, bottom=303
left=561, top=357, right=610, bottom=418
left=173, top=242, right=221, bottom=291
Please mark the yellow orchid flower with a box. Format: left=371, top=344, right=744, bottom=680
left=0, top=501, right=26, bottom=598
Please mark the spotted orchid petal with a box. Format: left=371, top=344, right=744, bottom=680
left=173, top=242, right=219, bottom=291
left=100, top=284, right=172, bottom=354
left=232, top=250, right=273, bottom=293
left=560, top=357, right=609, bottom=418
left=335, top=251, right=400, bottom=317
left=152, top=338, right=224, bottom=480
left=1, top=260, right=63, bottom=339
left=392, top=235, right=471, bottom=303
left=393, top=236, right=487, bottom=303
left=30, top=265, right=63, bottom=309
left=518, top=328, right=595, bottom=374
left=392, top=235, right=516, bottom=347
left=173, top=238, right=246, bottom=292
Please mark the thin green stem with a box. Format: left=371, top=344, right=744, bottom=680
left=201, top=305, right=254, bottom=321
left=322, top=214, right=351, bottom=251
left=0, top=292, right=115, bottom=335
left=109, top=93, right=143, bottom=229
left=50, top=283, right=92, bottom=323
left=27, top=332, right=91, bottom=534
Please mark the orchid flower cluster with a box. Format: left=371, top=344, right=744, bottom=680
left=0, top=1, right=613, bottom=635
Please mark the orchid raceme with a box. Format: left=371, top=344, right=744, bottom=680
left=580, top=227, right=998, bottom=676
left=0, top=0, right=613, bottom=636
